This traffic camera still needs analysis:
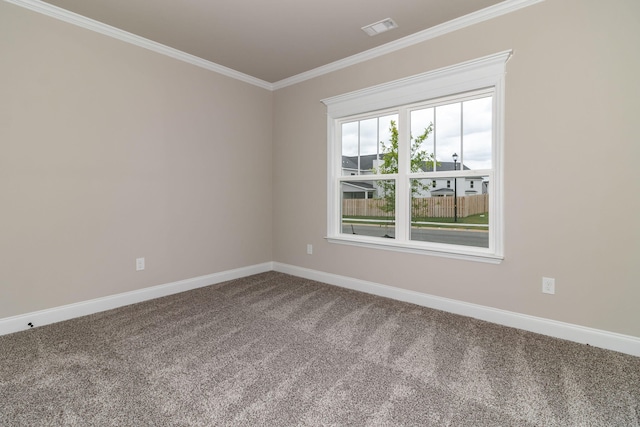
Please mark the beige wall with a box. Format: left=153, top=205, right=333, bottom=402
left=273, top=0, right=640, bottom=337
left=0, top=2, right=273, bottom=317
left=2, top=0, right=639, bottom=339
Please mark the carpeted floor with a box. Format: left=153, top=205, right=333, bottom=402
left=1, top=271, right=639, bottom=426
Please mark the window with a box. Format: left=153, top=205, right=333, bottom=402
left=323, top=51, right=510, bottom=262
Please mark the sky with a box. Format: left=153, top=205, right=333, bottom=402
left=342, top=95, right=493, bottom=171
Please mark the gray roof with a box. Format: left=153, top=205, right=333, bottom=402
left=342, top=154, right=378, bottom=171
left=343, top=181, right=375, bottom=190
left=422, top=161, right=470, bottom=172
left=342, top=155, right=470, bottom=172
left=430, top=188, right=454, bottom=195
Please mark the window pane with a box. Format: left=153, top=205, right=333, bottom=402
left=434, top=103, right=461, bottom=165
left=341, top=179, right=395, bottom=239
left=359, top=118, right=378, bottom=157
left=341, top=121, right=358, bottom=156
left=411, top=107, right=435, bottom=171
left=376, top=114, right=399, bottom=174
left=410, top=177, right=489, bottom=248
left=342, top=114, right=398, bottom=176
left=341, top=121, right=359, bottom=175
left=462, top=97, right=492, bottom=170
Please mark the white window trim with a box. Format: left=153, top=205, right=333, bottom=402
left=322, top=50, right=511, bottom=263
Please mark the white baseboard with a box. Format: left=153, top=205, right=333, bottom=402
left=273, top=262, right=640, bottom=357
left=0, top=262, right=273, bottom=337
left=2, top=261, right=638, bottom=357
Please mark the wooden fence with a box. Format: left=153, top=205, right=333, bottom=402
left=342, top=194, right=488, bottom=219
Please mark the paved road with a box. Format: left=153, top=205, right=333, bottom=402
left=342, top=224, right=489, bottom=248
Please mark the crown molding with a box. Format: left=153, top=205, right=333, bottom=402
left=272, top=0, right=543, bottom=90
left=5, top=0, right=543, bottom=92
left=3, top=0, right=275, bottom=91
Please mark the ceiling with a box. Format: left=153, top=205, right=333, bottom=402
left=38, top=0, right=507, bottom=85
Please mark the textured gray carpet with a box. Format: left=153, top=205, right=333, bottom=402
left=1, top=271, right=639, bottom=426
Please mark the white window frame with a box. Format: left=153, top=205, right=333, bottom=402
left=322, top=50, right=510, bottom=263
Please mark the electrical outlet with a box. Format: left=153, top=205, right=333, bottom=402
left=542, top=277, right=555, bottom=294
left=306, top=244, right=313, bottom=255
left=136, top=257, right=145, bottom=271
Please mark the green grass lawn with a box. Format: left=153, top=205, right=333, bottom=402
left=413, top=213, right=488, bottom=224
left=343, top=213, right=489, bottom=230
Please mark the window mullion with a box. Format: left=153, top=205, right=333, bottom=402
left=396, top=108, right=410, bottom=242
left=329, top=119, right=341, bottom=236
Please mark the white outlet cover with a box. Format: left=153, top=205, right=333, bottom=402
left=136, top=257, right=145, bottom=271
left=542, top=277, right=555, bottom=294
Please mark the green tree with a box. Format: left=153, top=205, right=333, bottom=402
left=374, top=120, right=435, bottom=214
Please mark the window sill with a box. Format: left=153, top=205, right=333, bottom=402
left=325, top=235, right=504, bottom=264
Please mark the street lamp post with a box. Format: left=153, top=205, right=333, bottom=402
left=452, top=153, right=458, bottom=223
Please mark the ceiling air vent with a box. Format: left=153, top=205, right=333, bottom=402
left=361, top=18, right=398, bottom=36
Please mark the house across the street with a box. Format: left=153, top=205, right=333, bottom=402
left=341, top=154, right=487, bottom=199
